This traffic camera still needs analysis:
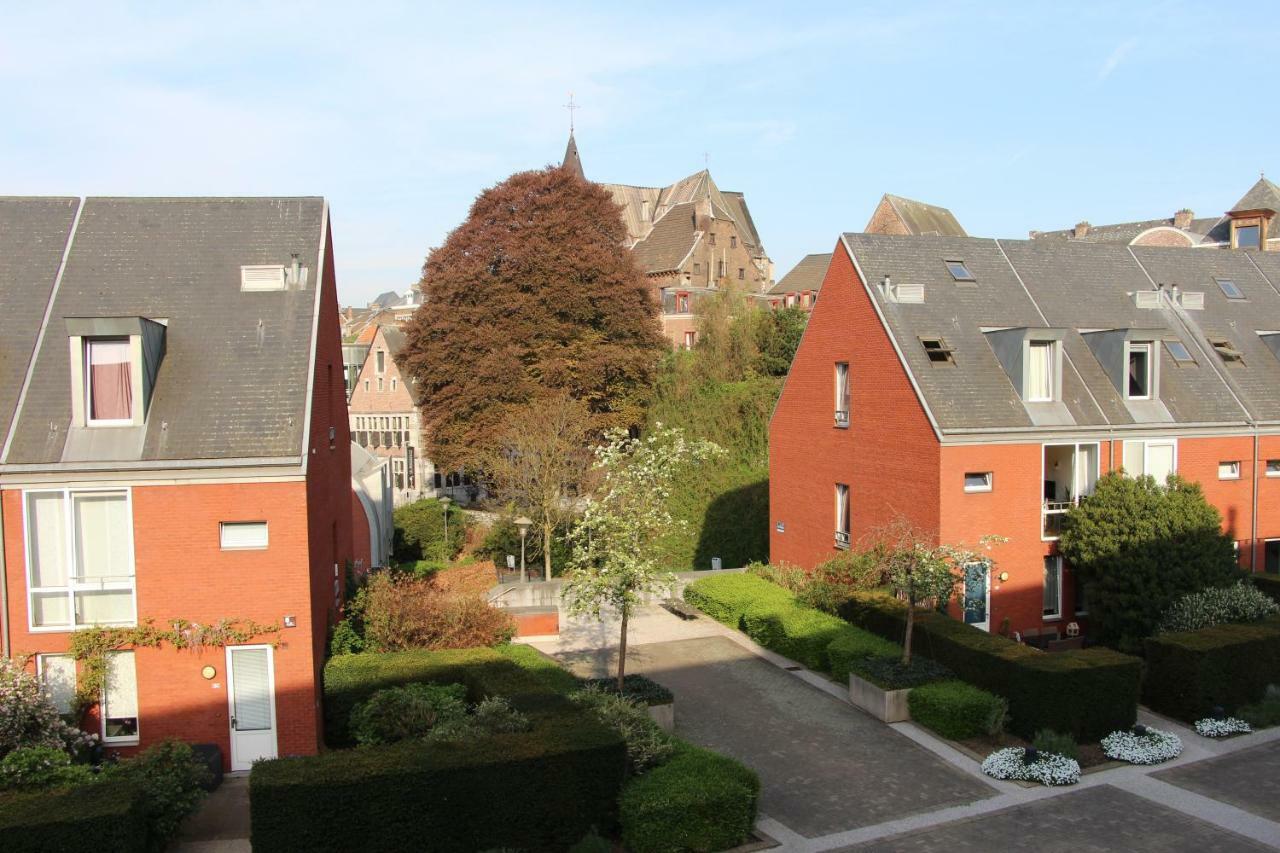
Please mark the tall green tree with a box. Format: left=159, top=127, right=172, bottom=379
left=1059, top=472, right=1238, bottom=652
left=562, top=426, right=722, bottom=689
left=400, top=166, right=665, bottom=471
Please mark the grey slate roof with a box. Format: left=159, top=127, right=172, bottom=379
left=770, top=253, right=831, bottom=295
left=562, top=132, right=585, bottom=180
left=837, top=233, right=1280, bottom=434
left=631, top=203, right=698, bottom=272
left=1031, top=217, right=1220, bottom=245
left=884, top=195, right=967, bottom=237
left=0, top=198, right=79, bottom=446
left=3, top=197, right=327, bottom=465
left=1230, top=177, right=1280, bottom=214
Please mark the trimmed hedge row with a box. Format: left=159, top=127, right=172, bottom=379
left=0, top=779, right=148, bottom=853
left=685, top=573, right=898, bottom=678
left=1143, top=617, right=1280, bottom=722
left=1252, top=573, right=1280, bottom=605
left=908, top=680, right=1007, bottom=740
left=256, top=648, right=626, bottom=852
left=620, top=742, right=760, bottom=853
left=836, top=592, right=1142, bottom=740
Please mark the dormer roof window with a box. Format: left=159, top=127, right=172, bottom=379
left=1081, top=328, right=1167, bottom=411
left=945, top=259, right=975, bottom=282
left=1127, top=342, right=1152, bottom=400
left=1215, top=278, right=1245, bottom=300
left=86, top=339, right=133, bottom=424
left=921, top=337, right=955, bottom=364
left=982, top=327, right=1065, bottom=405
left=1165, top=340, right=1195, bottom=365
left=1210, top=338, right=1245, bottom=364
left=65, top=317, right=166, bottom=431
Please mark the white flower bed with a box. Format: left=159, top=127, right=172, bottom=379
left=1195, top=717, right=1252, bottom=738
left=1101, top=727, right=1182, bottom=764
left=981, top=747, right=1080, bottom=786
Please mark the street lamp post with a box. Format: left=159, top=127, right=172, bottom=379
left=439, top=496, right=452, bottom=564
left=515, top=516, right=533, bottom=583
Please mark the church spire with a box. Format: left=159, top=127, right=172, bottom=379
left=561, top=92, right=585, bottom=179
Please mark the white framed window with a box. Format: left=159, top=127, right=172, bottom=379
left=1267, top=460, right=1280, bottom=478
left=964, top=472, right=993, bottom=493
left=834, top=362, right=850, bottom=427
left=1219, top=461, right=1242, bottom=480
left=1043, top=556, right=1062, bottom=619
left=85, top=338, right=134, bottom=425
left=1122, top=439, right=1177, bottom=484
left=25, top=489, right=136, bottom=631
left=1127, top=342, right=1152, bottom=400
left=102, top=651, right=139, bottom=744
left=38, top=654, right=76, bottom=716
left=220, top=521, right=269, bottom=550
left=1026, top=341, right=1055, bottom=402
left=683, top=330, right=696, bottom=350
left=834, top=484, right=850, bottom=549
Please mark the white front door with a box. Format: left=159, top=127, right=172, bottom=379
left=226, top=645, right=278, bottom=771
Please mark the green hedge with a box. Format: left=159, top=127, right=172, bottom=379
left=825, top=626, right=902, bottom=684
left=620, top=743, right=760, bottom=853
left=262, top=648, right=627, bottom=852
left=908, top=680, right=1007, bottom=740
left=0, top=779, right=148, bottom=853
left=1143, top=617, right=1280, bottom=722
left=838, top=592, right=1141, bottom=740
left=1252, top=573, right=1280, bottom=605
left=683, top=572, right=791, bottom=625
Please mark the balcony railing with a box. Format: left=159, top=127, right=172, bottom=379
left=1042, top=499, right=1075, bottom=539
left=834, top=410, right=850, bottom=428
left=834, top=530, right=851, bottom=549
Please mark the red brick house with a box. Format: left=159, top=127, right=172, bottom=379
left=0, top=197, right=352, bottom=770
left=771, top=232, right=1280, bottom=641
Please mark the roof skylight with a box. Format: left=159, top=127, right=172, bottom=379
left=945, top=260, right=975, bottom=282
left=1215, top=278, right=1245, bottom=300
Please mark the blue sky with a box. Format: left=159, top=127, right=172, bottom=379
left=3, top=2, right=1276, bottom=305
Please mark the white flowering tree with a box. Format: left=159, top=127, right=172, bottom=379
left=562, top=426, right=722, bottom=691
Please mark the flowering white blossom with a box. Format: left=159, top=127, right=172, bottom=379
left=981, top=747, right=1080, bottom=786
left=1101, top=727, right=1182, bottom=764
left=1195, top=717, right=1252, bottom=738
left=0, top=658, right=97, bottom=759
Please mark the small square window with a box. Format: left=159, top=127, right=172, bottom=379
left=921, top=338, right=954, bottom=364
left=1219, top=461, right=1241, bottom=480
left=1210, top=339, right=1244, bottom=364
left=1216, top=278, right=1245, bottom=300
left=945, top=260, right=975, bottom=282
left=964, top=472, right=992, bottom=492
left=1267, top=460, right=1280, bottom=477
left=221, top=521, right=269, bottom=550
left=1165, top=340, right=1195, bottom=364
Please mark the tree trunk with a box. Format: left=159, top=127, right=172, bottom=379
left=902, top=601, right=914, bottom=666
left=617, top=606, right=629, bottom=692
left=543, top=520, right=553, bottom=582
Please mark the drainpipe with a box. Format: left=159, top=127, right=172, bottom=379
left=1253, top=430, right=1261, bottom=572
left=1, top=497, right=9, bottom=659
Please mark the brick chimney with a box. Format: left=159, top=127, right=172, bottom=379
left=1074, top=221, right=1091, bottom=239
left=1173, top=208, right=1194, bottom=230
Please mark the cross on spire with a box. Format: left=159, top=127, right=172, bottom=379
left=564, top=92, right=579, bottom=134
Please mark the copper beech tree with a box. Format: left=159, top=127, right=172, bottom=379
left=399, top=166, right=666, bottom=473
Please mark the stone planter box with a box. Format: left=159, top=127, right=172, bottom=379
left=647, top=701, right=675, bottom=733
left=849, top=673, right=910, bottom=723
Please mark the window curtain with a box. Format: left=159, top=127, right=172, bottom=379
left=89, top=340, right=132, bottom=420
left=1027, top=343, right=1052, bottom=400
left=104, top=652, right=138, bottom=736
left=835, top=485, right=850, bottom=533
left=1043, top=558, right=1060, bottom=615
left=1148, top=443, right=1175, bottom=484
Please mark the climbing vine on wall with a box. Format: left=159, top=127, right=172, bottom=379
left=67, top=618, right=281, bottom=711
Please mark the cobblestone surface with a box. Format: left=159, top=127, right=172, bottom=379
left=557, top=635, right=992, bottom=838
left=1155, top=740, right=1280, bottom=823
left=838, top=784, right=1272, bottom=852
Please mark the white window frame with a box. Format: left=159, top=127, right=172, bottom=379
left=1126, top=341, right=1153, bottom=401
left=37, top=653, right=77, bottom=716
left=1267, top=459, right=1280, bottom=478
left=24, top=487, right=137, bottom=633
left=220, top=521, right=269, bottom=550
left=1043, top=555, right=1063, bottom=621
left=834, top=483, right=851, bottom=549
left=1121, top=438, right=1178, bottom=482
left=834, top=362, right=850, bottom=427
left=963, top=472, right=993, bottom=493
left=101, top=650, right=139, bottom=745
left=1025, top=340, right=1056, bottom=402
left=1219, top=461, right=1242, bottom=480
left=1041, top=442, right=1101, bottom=542
left=84, top=337, right=136, bottom=427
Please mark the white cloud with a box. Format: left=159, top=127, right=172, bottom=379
left=1097, top=38, right=1137, bottom=82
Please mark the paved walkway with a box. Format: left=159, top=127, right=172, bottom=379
left=170, top=775, right=250, bottom=852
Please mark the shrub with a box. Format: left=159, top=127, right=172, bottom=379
left=1158, top=581, right=1279, bottom=634
left=0, top=657, right=97, bottom=760
left=255, top=649, right=626, bottom=853
left=0, top=777, right=147, bottom=852
left=0, top=746, right=93, bottom=790
left=479, top=514, right=573, bottom=577
left=328, top=618, right=365, bottom=656
left=825, top=627, right=902, bottom=684
left=619, top=742, right=759, bottom=853
left=909, top=680, right=1006, bottom=740
left=839, top=591, right=1141, bottom=740
left=1031, top=729, right=1078, bottom=762
left=393, top=498, right=469, bottom=563
left=103, top=739, right=211, bottom=852
left=427, top=696, right=532, bottom=743
left=349, top=683, right=468, bottom=745
left=581, top=674, right=674, bottom=706
left=683, top=573, right=791, bottom=626
left=1143, top=617, right=1280, bottom=721
left=571, top=687, right=675, bottom=775
left=849, top=656, right=952, bottom=691
left=1058, top=473, right=1239, bottom=652
left=1238, top=686, right=1280, bottom=729
left=981, top=748, right=1080, bottom=786
left=360, top=572, right=514, bottom=652
left=569, top=830, right=612, bottom=853
left=747, top=554, right=884, bottom=614
left=1252, top=574, right=1280, bottom=605
left=494, top=644, right=582, bottom=695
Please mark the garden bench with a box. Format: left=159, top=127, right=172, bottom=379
left=662, top=598, right=699, bottom=620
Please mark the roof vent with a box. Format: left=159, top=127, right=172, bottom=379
left=1179, top=291, right=1205, bottom=310
left=1134, top=290, right=1162, bottom=309
left=891, top=283, right=925, bottom=304
left=241, top=265, right=286, bottom=292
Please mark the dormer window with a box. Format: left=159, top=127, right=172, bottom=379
left=1026, top=341, right=1056, bottom=402
left=1216, top=278, right=1245, bottom=300
left=86, top=339, right=133, bottom=424
left=1235, top=224, right=1261, bottom=250
left=945, top=259, right=975, bottom=282
left=1127, top=342, right=1152, bottom=399
left=921, top=338, right=955, bottom=364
